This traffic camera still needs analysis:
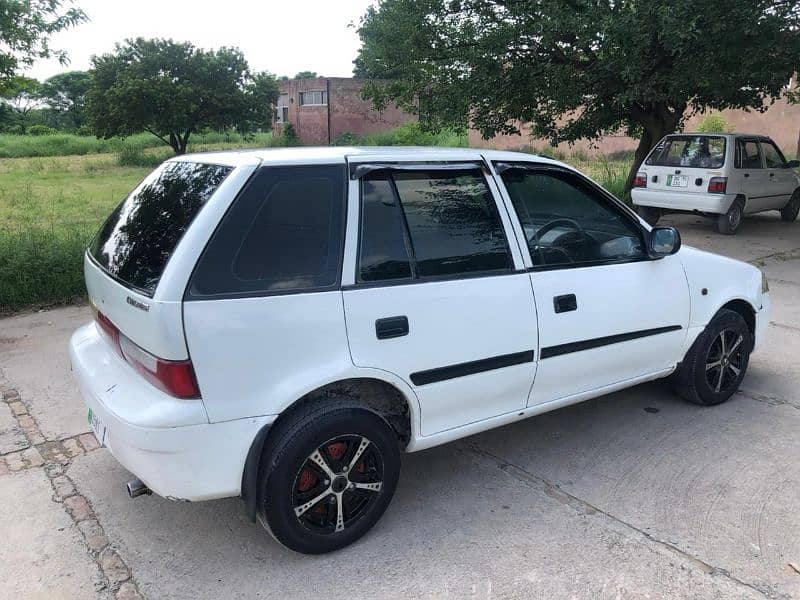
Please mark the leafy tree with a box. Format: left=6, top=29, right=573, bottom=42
left=0, top=76, right=43, bottom=130
left=39, top=70, right=92, bottom=129
left=294, top=71, right=319, bottom=79
left=87, top=38, right=277, bottom=154
left=356, top=0, right=800, bottom=192
left=696, top=113, right=734, bottom=134
left=0, top=0, right=86, bottom=89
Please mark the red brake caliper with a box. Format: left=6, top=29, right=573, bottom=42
left=327, top=441, right=347, bottom=460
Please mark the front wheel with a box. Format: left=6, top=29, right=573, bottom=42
left=258, top=403, right=400, bottom=554
left=672, top=309, right=752, bottom=406
left=780, top=190, right=800, bottom=222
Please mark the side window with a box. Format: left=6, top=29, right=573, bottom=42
left=761, top=141, right=785, bottom=169
left=740, top=141, right=763, bottom=169
left=357, top=169, right=513, bottom=282
left=498, top=168, right=645, bottom=267
left=188, top=164, right=346, bottom=297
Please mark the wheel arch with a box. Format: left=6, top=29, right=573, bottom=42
left=718, top=298, right=756, bottom=339
left=241, top=376, right=417, bottom=522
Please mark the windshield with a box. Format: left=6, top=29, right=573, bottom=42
left=646, top=135, right=726, bottom=169
left=89, top=161, right=232, bottom=295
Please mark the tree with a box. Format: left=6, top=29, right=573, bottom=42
left=356, top=0, right=800, bottom=192
left=0, top=0, right=86, bottom=90
left=87, top=38, right=276, bottom=154
left=0, top=76, right=43, bottom=130
left=294, top=71, right=319, bottom=79
left=39, top=70, right=92, bottom=129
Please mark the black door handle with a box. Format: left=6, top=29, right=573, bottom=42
left=553, top=294, right=577, bottom=313
left=375, top=316, right=409, bottom=339
left=744, top=173, right=750, bottom=178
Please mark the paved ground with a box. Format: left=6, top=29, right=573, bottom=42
left=1, top=212, right=799, bottom=599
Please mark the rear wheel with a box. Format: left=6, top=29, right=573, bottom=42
left=636, top=205, right=661, bottom=226
left=258, top=403, right=400, bottom=554
left=672, top=309, right=752, bottom=406
left=716, top=199, right=743, bottom=235
left=780, top=190, right=800, bottom=222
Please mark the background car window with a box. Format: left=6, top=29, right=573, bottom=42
left=359, top=177, right=413, bottom=282
left=761, top=141, right=785, bottom=168
left=739, top=141, right=763, bottom=169
left=500, top=169, right=644, bottom=267
left=646, top=136, right=726, bottom=168
left=392, top=170, right=512, bottom=277
left=188, top=164, right=345, bottom=297
left=357, top=169, right=512, bottom=282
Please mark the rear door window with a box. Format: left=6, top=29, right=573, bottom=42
left=646, top=136, right=726, bottom=168
left=739, top=141, right=763, bottom=169
left=188, top=164, right=346, bottom=298
left=357, top=168, right=512, bottom=282
left=89, top=161, right=232, bottom=296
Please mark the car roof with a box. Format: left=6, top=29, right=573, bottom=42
left=666, top=132, right=770, bottom=140
left=171, top=146, right=569, bottom=169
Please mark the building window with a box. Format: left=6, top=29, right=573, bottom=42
left=275, top=93, right=289, bottom=123
left=299, top=90, right=327, bottom=106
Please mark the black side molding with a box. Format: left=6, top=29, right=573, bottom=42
left=410, top=350, right=534, bottom=386
left=540, top=325, right=682, bottom=359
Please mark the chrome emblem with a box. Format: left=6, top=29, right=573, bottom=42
left=126, top=296, right=150, bottom=312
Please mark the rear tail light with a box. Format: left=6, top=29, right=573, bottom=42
left=708, top=177, right=727, bottom=194
left=634, top=172, right=647, bottom=188
left=91, top=305, right=200, bottom=399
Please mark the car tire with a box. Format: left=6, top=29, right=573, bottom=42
left=716, top=199, right=743, bottom=235
left=257, top=401, right=400, bottom=554
left=636, top=205, right=661, bottom=226
left=672, top=309, right=752, bottom=406
left=780, top=190, right=800, bottom=222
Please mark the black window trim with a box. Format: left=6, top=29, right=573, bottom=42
left=758, top=138, right=787, bottom=168
left=737, top=137, right=765, bottom=170
left=351, top=164, right=517, bottom=287
left=492, top=162, right=653, bottom=273
left=183, top=163, right=349, bottom=302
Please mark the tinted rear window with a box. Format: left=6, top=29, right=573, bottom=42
left=188, top=164, right=346, bottom=298
left=646, top=136, right=726, bottom=168
left=89, top=161, right=232, bottom=295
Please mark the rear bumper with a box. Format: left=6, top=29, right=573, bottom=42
left=69, top=323, right=274, bottom=501
left=632, top=188, right=736, bottom=214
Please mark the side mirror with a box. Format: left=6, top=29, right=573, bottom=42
left=649, top=226, right=681, bottom=257
left=783, top=159, right=800, bottom=169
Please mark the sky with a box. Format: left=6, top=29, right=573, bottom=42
left=25, top=0, right=377, bottom=81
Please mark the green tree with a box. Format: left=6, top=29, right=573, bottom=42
left=696, top=113, right=734, bottom=134
left=87, top=38, right=276, bottom=154
left=39, top=70, right=92, bottom=129
left=356, top=0, right=800, bottom=192
left=0, top=0, right=86, bottom=89
left=0, top=75, right=43, bottom=130
left=294, top=71, right=319, bottom=79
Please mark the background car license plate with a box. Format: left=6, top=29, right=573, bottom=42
left=87, top=408, right=106, bottom=446
left=667, top=174, right=689, bottom=187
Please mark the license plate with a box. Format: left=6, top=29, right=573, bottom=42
left=667, top=174, right=689, bottom=187
left=87, top=408, right=106, bottom=446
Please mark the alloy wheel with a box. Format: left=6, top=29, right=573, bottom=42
left=704, top=329, right=745, bottom=393
left=292, top=435, right=384, bottom=534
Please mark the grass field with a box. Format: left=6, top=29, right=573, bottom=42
left=0, top=144, right=631, bottom=312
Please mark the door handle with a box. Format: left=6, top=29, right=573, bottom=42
left=553, top=294, right=577, bottom=314
left=769, top=172, right=775, bottom=177
left=744, top=173, right=750, bottom=178
left=375, top=316, right=409, bottom=339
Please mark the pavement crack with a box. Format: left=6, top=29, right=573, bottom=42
left=737, top=388, right=800, bottom=411
left=0, top=371, right=144, bottom=600
left=461, top=441, right=787, bottom=600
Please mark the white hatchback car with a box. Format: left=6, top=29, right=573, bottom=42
left=70, top=147, right=770, bottom=554
left=632, top=133, right=800, bottom=234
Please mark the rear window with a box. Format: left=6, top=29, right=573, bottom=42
left=188, top=164, right=346, bottom=298
left=646, top=135, right=726, bottom=169
left=89, top=161, right=232, bottom=295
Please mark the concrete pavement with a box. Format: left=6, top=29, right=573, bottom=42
left=1, top=211, right=799, bottom=599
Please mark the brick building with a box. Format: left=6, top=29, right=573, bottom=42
left=273, top=77, right=414, bottom=145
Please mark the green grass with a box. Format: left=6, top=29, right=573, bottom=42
left=0, top=130, right=631, bottom=312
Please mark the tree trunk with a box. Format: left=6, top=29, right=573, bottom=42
left=624, top=129, right=656, bottom=195
left=623, top=106, right=685, bottom=196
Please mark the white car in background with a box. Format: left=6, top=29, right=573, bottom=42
left=632, top=133, right=800, bottom=234
left=70, top=147, right=770, bottom=554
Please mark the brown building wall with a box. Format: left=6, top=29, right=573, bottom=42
left=274, top=77, right=415, bottom=145
left=469, top=95, right=800, bottom=157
